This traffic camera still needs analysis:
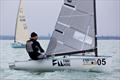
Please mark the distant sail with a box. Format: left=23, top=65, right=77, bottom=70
left=46, top=0, right=97, bottom=55
left=15, top=0, right=29, bottom=44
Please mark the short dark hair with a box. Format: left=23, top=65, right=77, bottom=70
left=31, top=32, right=38, bottom=37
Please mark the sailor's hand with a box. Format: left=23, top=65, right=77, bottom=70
left=82, top=53, right=85, bottom=56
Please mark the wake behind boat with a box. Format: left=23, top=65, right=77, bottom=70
left=9, top=0, right=112, bottom=72
left=12, top=0, right=29, bottom=48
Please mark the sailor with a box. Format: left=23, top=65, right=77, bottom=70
left=26, top=32, right=45, bottom=60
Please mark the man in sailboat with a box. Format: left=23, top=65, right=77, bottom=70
left=26, top=32, right=45, bottom=60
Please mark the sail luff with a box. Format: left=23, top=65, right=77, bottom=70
left=14, top=0, right=22, bottom=42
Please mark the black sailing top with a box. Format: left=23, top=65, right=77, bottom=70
left=26, top=39, right=45, bottom=53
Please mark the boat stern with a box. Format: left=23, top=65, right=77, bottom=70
left=9, top=62, right=16, bottom=69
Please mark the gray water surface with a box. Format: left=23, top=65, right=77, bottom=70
left=0, top=40, right=120, bottom=80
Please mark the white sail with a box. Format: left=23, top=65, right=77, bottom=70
left=15, top=0, right=29, bottom=44
left=46, top=0, right=97, bottom=55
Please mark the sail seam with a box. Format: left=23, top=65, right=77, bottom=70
left=70, top=26, right=85, bottom=35
left=57, top=40, right=78, bottom=51
left=64, top=43, right=78, bottom=51
left=76, top=9, right=93, bottom=16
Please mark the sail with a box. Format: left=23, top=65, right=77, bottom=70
left=46, top=0, right=97, bottom=55
left=15, top=0, right=29, bottom=43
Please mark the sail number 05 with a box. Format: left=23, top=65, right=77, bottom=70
left=97, top=58, right=106, bottom=65
left=83, top=58, right=106, bottom=65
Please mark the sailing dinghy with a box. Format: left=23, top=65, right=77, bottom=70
left=11, top=0, right=29, bottom=48
left=9, top=0, right=111, bottom=72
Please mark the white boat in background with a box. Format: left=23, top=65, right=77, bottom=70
left=9, top=0, right=112, bottom=72
left=12, top=0, right=29, bottom=48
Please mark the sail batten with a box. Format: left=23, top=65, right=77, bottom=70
left=46, top=0, right=97, bottom=56
left=55, top=29, right=64, bottom=34
left=64, top=3, right=75, bottom=8
left=57, top=21, right=70, bottom=28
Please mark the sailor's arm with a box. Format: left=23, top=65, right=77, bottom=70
left=32, top=42, right=37, bottom=52
left=37, top=42, right=45, bottom=53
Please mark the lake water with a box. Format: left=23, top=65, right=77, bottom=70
left=0, top=40, right=120, bottom=80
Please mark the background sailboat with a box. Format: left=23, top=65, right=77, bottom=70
left=11, top=0, right=29, bottom=48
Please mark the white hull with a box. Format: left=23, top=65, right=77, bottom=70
left=9, top=56, right=112, bottom=72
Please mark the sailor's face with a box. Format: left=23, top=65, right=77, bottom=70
left=32, top=36, right=38, bottom=40
left=35, top=36, right=38, bottom=40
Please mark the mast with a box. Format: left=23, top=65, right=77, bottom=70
left=93, top=0, right=98, bottom=56
left=14, top=0, right=22, bottom=42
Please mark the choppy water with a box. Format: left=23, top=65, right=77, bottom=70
left=0, top=40, right=120, bottom=80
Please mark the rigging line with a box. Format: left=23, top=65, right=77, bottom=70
left=81, top=16, right=93, bottom=50
left=67, top=10, right=91, bottom=35
left=76, top=9, right=93, bottom=16
left=55, top=43, right=78, bottom=54
left=64, top=43, right=79, bottom=51
left=70, top=26, right=85, bottom=35
left=57, top=40, right=78, bottom=52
